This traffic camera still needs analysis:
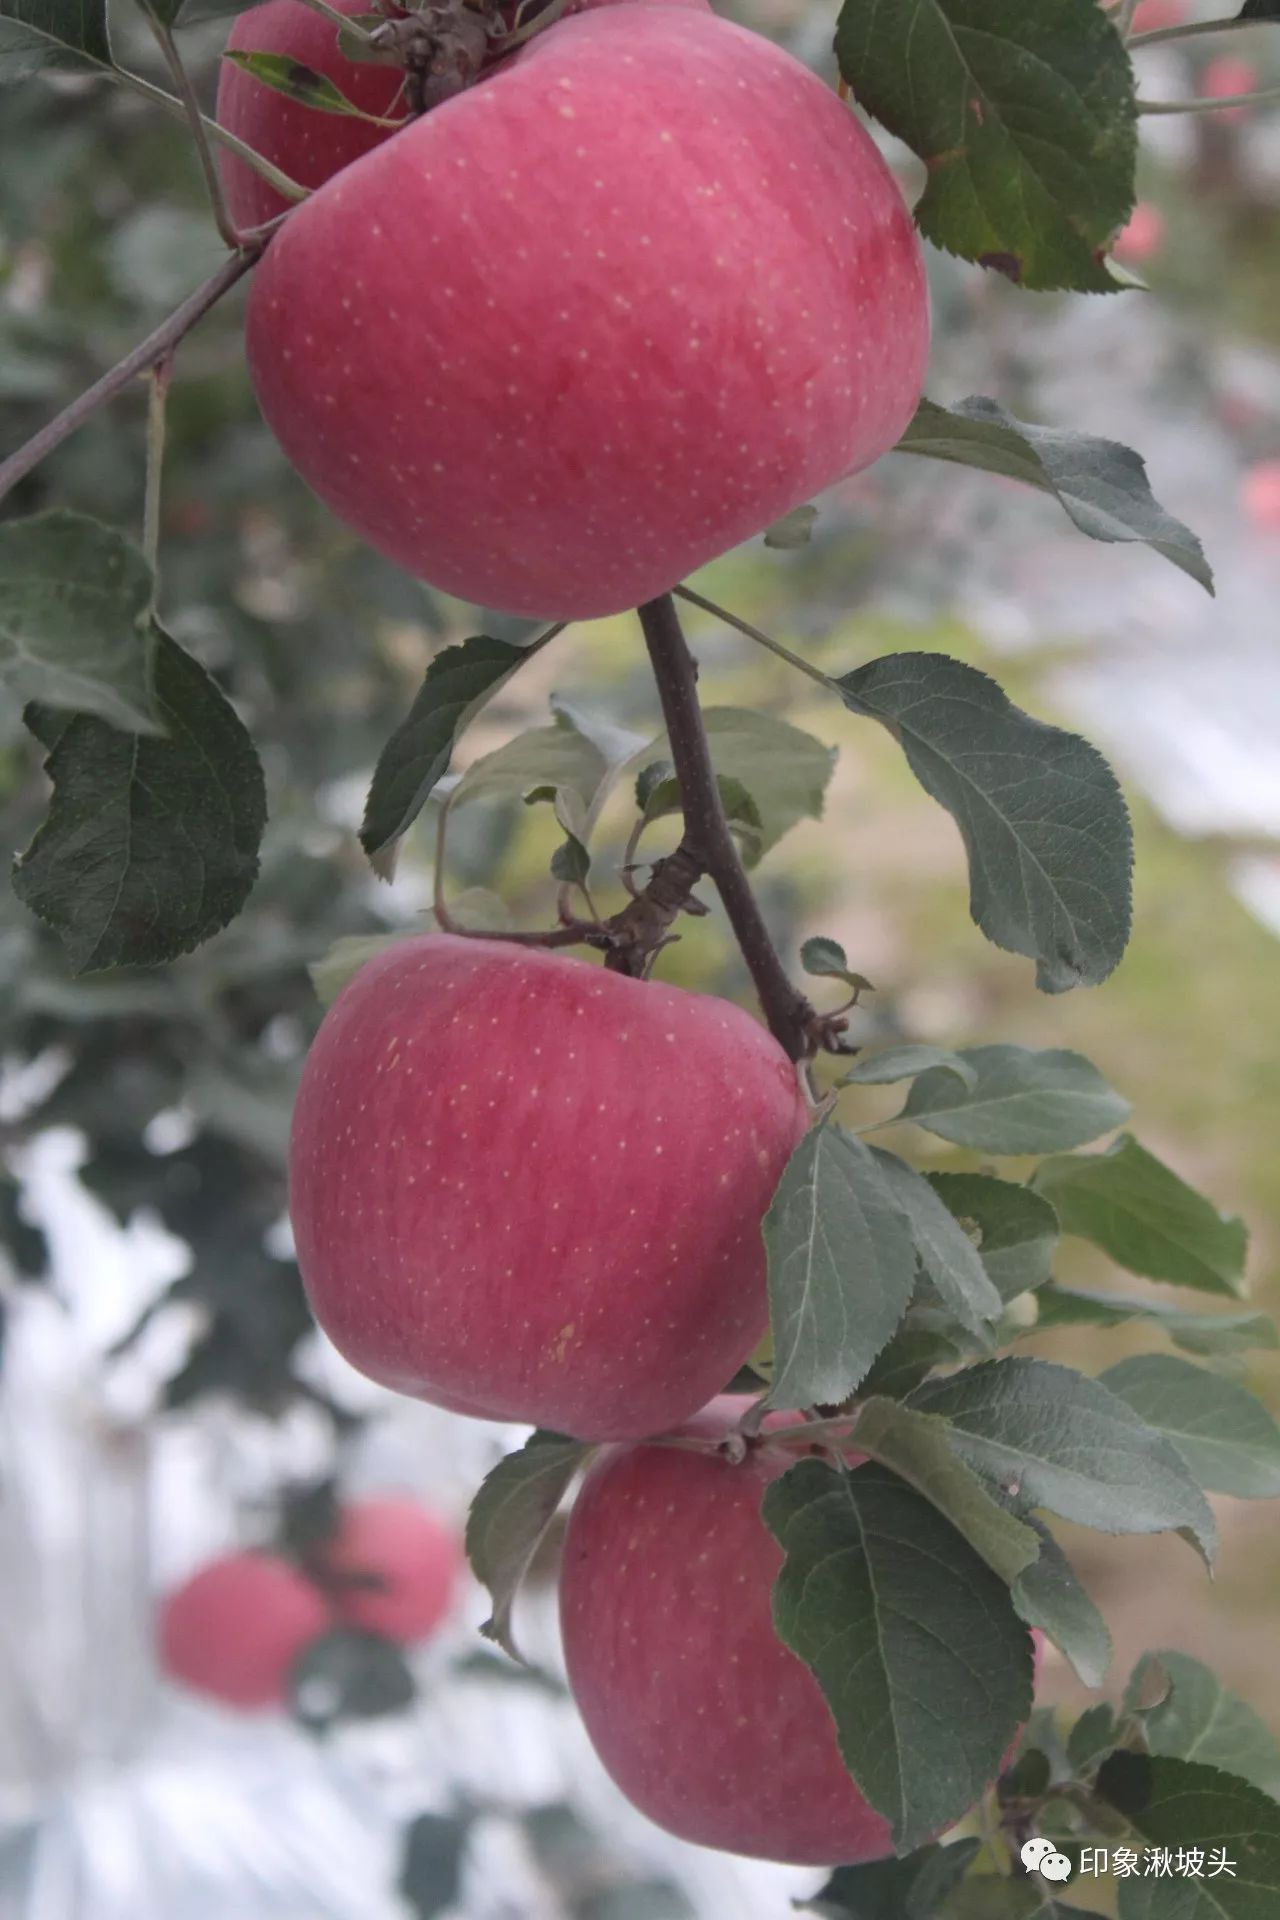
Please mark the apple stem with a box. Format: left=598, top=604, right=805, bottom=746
left=635, top=595, right=818, bottom=1062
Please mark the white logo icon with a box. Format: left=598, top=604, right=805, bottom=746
left=1022, top=1837, right=1074, bottom=1882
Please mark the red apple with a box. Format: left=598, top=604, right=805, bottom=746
left=560, top=1401, right=1039, bottom=1864
left=1203, top=54, right=1259, bottom=123
left=1113, top=202, right=1165, bottom=265
left=1241, top=459, right=1280, bottom=533
left=289, top=936, right=808, bottom=1440
left=246, top=4, right=929, bottom=619
left=218, top=0, right=411, bottom=229
left=1131, top=0, right=1187, bottom=31
left=158, top=1551, right=332, bottom=1709
left=319, top=1496, right=460, bottom=1641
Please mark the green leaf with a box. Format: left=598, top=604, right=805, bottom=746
left=450, top=719, right=606, bottom=817
left=859, top=1326, right=965, bottom=1401
left=0, top=513, right=160, bottom=732
left=1240, top=1, right=1280, bottom=19
left=665, top=707, right=834, bottom=865
left=13, top=628, right=266, bottom=972
left=853, top=1397, right=1041, bottom=1583
left=926, top=1173, right=1060, bottom=1302
left=834, top=0, right=1136, bottom=294
left=1012, top=1518, right=1112, bottom=1688
left=762, top=1125, right=917, bottom=1410
left=764, top=1458, right=1034, bottom=1852
left=1033, top=1136, right=1249, bottom=1299
left=1125, top=1652, right=1280, bottom=1797
left=135, top=0, right=186, bottom=25
left=1100, top=1355, right=1280, bottom=1499
left=360, top=633, right=546, bottom=868
left=399, top=1812, right=470, bottom=1920
left=763, top=502, right=819, bottom=550
left=798, top=1839, right=981, bottom=1918
left=637, top=769, right=763, bottom=863
left=0, top=0, right=111, bottom=68
left=221, top=47, right=390, bottom=119
left=1097, top=1754, right=1280, bottom=1919
left=896, top=399, right=1214, bottom=593
left=801, top=934, right=851, bottom=977
left=634, top=759, right=674, bottom=812
left=901, top=1045, right=1130, bottom=1154
left=1034, top=1284, right=1278, bottom=1358
left=1068, top=1702, right=1120, bottom=1774
left=464, top=1430, right=591, bottom=1663
left=290, top=1627, right=416, bottom=1729
left=837, top=655, right=1133, bottom=992
left=870, top=1149, right=1003, bottom=1334
left=909, top=1358, right=1218, bottom=1562
left=845, top=1043, right=976, bottom=1090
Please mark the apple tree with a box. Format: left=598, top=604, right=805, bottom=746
left=3, top=0, right=1280, bottom=1912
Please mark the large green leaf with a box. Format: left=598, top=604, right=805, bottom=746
left=869, top=1149, right=1003, bottom=1335
left=1097, top=1754, right=1280, bottom=1919
left=14, top=628, right=266, bottom=972
left=834, top=0, right=1136, bottom=292
left=762, top=1126, right=916, bottom=1410
left=1101, top=1356, right=1280, bottom=1499
left=1125, top=1652, right=1280, bottom=1798
left=0, top=513, right=159, bottom=732
left=844, top=1043, right=976, bottom=1090
left=0, top=0, right=111, bottom=69
left=799, top=1840, right=981, bottom=1918
left=853, top=1397, right=1040, bottom=1583
left=837, top=655, right=1132, bottom=992
left=901, top=1045, right=1130, bottom=1154
left=764, top=1458, right=1034, bottom=1851
left=1033, top=1136, right=1248, bottom=1299
left=1034, top=1284, right=1277, bottom=1359
left=360, top=633, right=551, bottom=869
left=670, top=707, right=835, bottom=864
left=909, top=1358, right=1217, bottom=1562
left=464, top=1431, right=592, bottom=1663
left=896, top=400, right=1213, bottom=592
left=926, top=1173, right=1061, bottom=1302
left=1012, top=1517, right=1112, bottom=1688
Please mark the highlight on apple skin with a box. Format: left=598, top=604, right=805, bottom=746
left=288, top=936, right=809, bottom=1442
left=245, top=3, right=929, bottom=619
left=559, top=1400, right=1040, bottom=1864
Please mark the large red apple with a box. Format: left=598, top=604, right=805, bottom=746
left=319, top=1496, right=460, bottom=1642
left=246, top=4, right=929, bottom=619
left=217, top=0, right=411, bottom=229
left=560, top=1401, right=1038, bottom=1864
left=158, top=1550, right=332, bottom=1710
left=289, top=936, right=808, bottom=1440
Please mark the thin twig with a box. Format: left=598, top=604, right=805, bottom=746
left=0, top=250, right=258, bottom=505
left=1131, top=16, right=1257, bottom=49
left=148, top=19, right=244, bottom=248
left=636, top=595, right=817, bottom=1062
left=674, top=585, right=838, bottom=691
left=143, top=357, right=173, bottom=587
left=1140, top=85, right=1280, bottom=113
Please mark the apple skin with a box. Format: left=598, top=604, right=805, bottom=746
left=246, top=5, right=929, bottom=619
left=319, top=1496, right=460, bottom=1642
left=288, top=936, right=809, bottom=1441
left=560, top=1400, right=1039, bottom=1864
left=158, top=1551, right=332, bottom=1710
left=217, top=0, right=411, bottom=229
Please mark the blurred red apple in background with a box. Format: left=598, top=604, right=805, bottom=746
left=320, top=1496, right=460, bottom=1642
left=1241, top=460, right=1280, bottom=533
left=1114, top=202, right=1166, bottom=265
left=1203, top=54, right=1259, bottom=123
left=158, top=1551, right=332, bottom=1709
